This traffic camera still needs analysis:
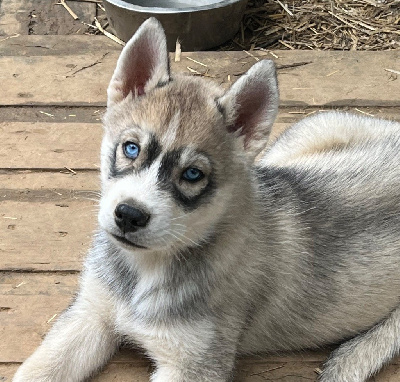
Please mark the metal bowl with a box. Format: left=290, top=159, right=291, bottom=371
left=102, top=0, right=248, bottom=51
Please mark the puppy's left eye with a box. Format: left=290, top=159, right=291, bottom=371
left=182, top=167, right=204, bottom=182
left=123, top=141, right=140, bottom=159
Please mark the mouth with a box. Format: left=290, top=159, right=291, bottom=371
left=110, top=233, right=148, bottom=250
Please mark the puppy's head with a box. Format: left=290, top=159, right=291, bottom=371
left=99, top=18, right=279, bottom=253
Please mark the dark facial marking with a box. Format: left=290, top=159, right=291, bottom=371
left=89, top=232, right=138, bottom=300
left=109, top=141, right=135, bottom=179
left=109, top=143, right=119, bottom=178
left=172, top=180, right=216, bottom=211
left=157, top=78, right=171, bottom=88
left=109, top=134, right=162, bottom=178
left=215, top=98, right=225, bottom=117
left=166, top=55, right=171, bottom=78
left=141, top=134, right=162, bottom=169
left=158, top=148, right=183, bottom=183
left=110, top=233, right=148, bottom=249
left=158, top=149, right=216, bottom=211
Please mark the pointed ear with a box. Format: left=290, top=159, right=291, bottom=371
left=107, top=17, right=170, bottom=107
left=218, top=60, right=279, bottom=159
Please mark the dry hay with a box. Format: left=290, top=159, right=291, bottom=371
left=92, top=0, right=399, bottom=50
left=222, top=0, right=400, bottom=50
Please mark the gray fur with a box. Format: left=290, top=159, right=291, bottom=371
left=87, top=231, right=139, bottom=301
left=13, top=17, right=400, bottom=382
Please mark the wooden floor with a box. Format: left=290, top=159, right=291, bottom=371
left=1, top=2, right=400, bottom=381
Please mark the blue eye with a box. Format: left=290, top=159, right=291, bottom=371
left=123, top=142, right=140, bottom=159
left=182, top=167, right=204, bottom=182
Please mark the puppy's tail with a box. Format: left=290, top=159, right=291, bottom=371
left=320, top=304, right=400, bottom=382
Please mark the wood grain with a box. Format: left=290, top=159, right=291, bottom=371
left=0, top=36, right=398, bottom=107
left=0, top=0, right=96, bottom=36
left=0, top=199, right=96, bottom=271
left=0, top=122, right=102, bottom=169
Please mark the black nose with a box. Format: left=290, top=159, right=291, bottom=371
left=114, top=203, right=150, bottom=233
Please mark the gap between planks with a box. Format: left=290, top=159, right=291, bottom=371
left=0, top=106, right=398, bottom=123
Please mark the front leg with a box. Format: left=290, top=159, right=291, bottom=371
left=144, top=320, right=238, bottom=382
left=13, top=273, right=119, bottom=382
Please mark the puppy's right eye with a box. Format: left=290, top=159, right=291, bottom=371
left=123, top=142, right=140, bottom=159
left=182, top=167, right=204, bottom=182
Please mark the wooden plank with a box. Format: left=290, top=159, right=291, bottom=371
left=1, top=274, right=400, bottom=381
left=0, top=106, right=399, bottom=124
left=0, top=171, right=99, bottom=191
left=2, top=107, right=400, bottom=170
left=0, top=122, right=102, bottom=169
left=0, top=36, right=398, bottom=107
left=0, top=106, right=104, bottom=123
left=25, top=0, right=96, bottom=35
left=0, top=0, right=31, bottom=36
left=0, top=36, right=120, bottom=57
left=0, top=199, right=96, bottom=271
left=2, top=362, right=400, bottom=382
left=0, top=363, right=152, bottom=382
left=0, top=0, right=96, bottom=36
left=0, top=172, right=99, bottom=271
left=236, top=361, right=400, bottom=382
left=0, top=273, right=79, bottom=362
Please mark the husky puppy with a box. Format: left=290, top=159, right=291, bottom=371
left=14, top=18, right=400, bottom=382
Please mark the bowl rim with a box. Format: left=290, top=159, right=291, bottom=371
left=103, top=0, right=245, bottom=14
